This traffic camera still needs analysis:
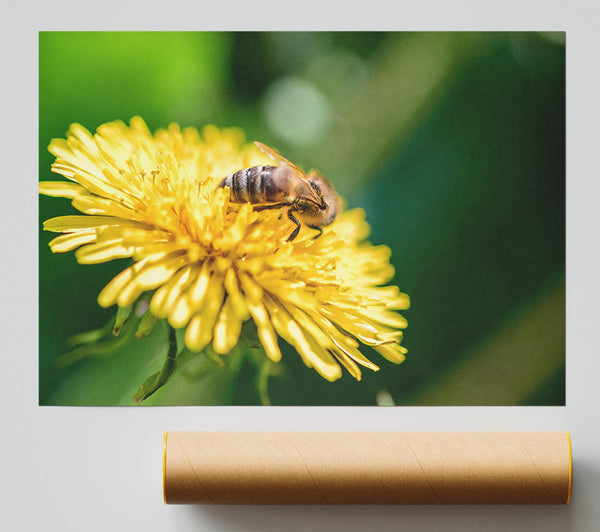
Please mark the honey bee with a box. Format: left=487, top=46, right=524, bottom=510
left=218, top=141, right=338, bottom=241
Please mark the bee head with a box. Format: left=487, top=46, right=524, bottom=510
left=308, top=180, right=327, bottom=210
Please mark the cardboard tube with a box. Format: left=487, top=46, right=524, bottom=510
left=163, top=431, right=572, bottom=505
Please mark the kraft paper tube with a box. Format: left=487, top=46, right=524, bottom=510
left=163, top=431, right=572, bottom=505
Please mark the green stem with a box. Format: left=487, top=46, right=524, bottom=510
left=258, top=361, right=272, bottom=406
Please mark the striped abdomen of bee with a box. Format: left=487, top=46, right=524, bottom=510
left=218, top=165, right=295, bottom=205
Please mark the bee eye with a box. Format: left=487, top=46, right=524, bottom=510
left=309, top=180, right=322, bottom=195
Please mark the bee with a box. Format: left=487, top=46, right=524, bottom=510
left=218, top=141, right=338, bottom=242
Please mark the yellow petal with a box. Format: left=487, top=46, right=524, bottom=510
left=75, top=240, right=134, bottom=264
left=281, top=302, right=333, bottom=349
left=43, top=215, right=145, bottom=233
left=213, top=203, right=255, bottom=250
left=330, top=348, right=362, bottom=380
left=150, top=263, right=195, bottom=319
left=373, top=342, right=407, bottom=364
left=63, top=168, right=130, bottom=203
left=285, top=319, right=341, bottom=381
left=321, top=305, right=396, bottom=346
left=48, top=137, right=75, bottom=161
left=184, top=313, right=207, bottom=352
left=132, top=253, right=189, bottom=292
left=116, top=280, right=144, bottom=308
left=264, top=294, right=341, bottom=380
left=187, top=260, right=212, bottom=307
left=98, top=268, right=133, bottom=308
left=239, top=276, right=281, bottom=362
left=167, top=265, right=202, bottom=329
left=39, top=181, right=86, bottom=198
left=305, top=308, right=380, bottom=371
left=71, top=194, right=144, bottom=221
left=330, top=335, right=380, bottom=371
left=133, top=241, right=191, bottom=262
left=184, top=274, right=225, bottom=352
left=263, top=296, right=297, bottom=347
left=98, top=226, right=171, bottom=247
left=101, top=167, right=144, bottom=204
left=303, top=308, right=358, bottom=348
left=48, top=231, right=97, bottom=253
left=254, top=276, right=318, bottom=310
left=352, top=288, right=410, bottom=311
left=223, top=268, right=250, bottom=320
left=357, top=307, right=408, bottom=329
left=168, top=295, right=194, bottom=329
left=212, top=296, right=243, bottom=354
left=249, top=300, right=282, bottom=363
left=69, top=123, right=97, bottom=148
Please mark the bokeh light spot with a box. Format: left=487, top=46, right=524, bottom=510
left=262, top=76, right=331, bottom=146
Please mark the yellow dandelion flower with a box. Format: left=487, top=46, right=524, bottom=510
left=40, top=117, right=409, bottom=385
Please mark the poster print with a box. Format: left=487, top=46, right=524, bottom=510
left=39, top=32, right=565, bottom=406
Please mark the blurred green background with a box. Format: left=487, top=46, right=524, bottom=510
left=39, top=31, right=565, bottom=406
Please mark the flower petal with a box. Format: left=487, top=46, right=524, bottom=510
left=48, top=231, right=97, bottom=253
left=75, top=240, right=135, bottom=264
left=184, top=274, right=225, bottom=352
left=264, top=295, right=341, bottom=381
left=150, top=263, right=196, bottom=319
left=167, top=265, right=203, bottom=329
left=39, top=181, right=86, bottom=198
left=373, top=342, right=407, bottom=364
left=71, top=194, right=145, bottom=222
left=239, top=276, right=281, bottom=363
left=98, top=268, right=134, bottom=308
left=212, top=296, right=243, bottom=355
left=223, top=268, right=250, bottom=320
left=43, top=215, right=145, bottom=233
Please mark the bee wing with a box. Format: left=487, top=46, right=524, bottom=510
left=255, top=142, right=323, bottom=206
left=254, top=141, right=307, bottom=178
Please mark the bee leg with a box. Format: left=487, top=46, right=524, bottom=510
left=286, top=210, right=302, bottom=241
left=307, top=225, right=323, bottom=239
left=253, top=203, right=289, bottom=211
